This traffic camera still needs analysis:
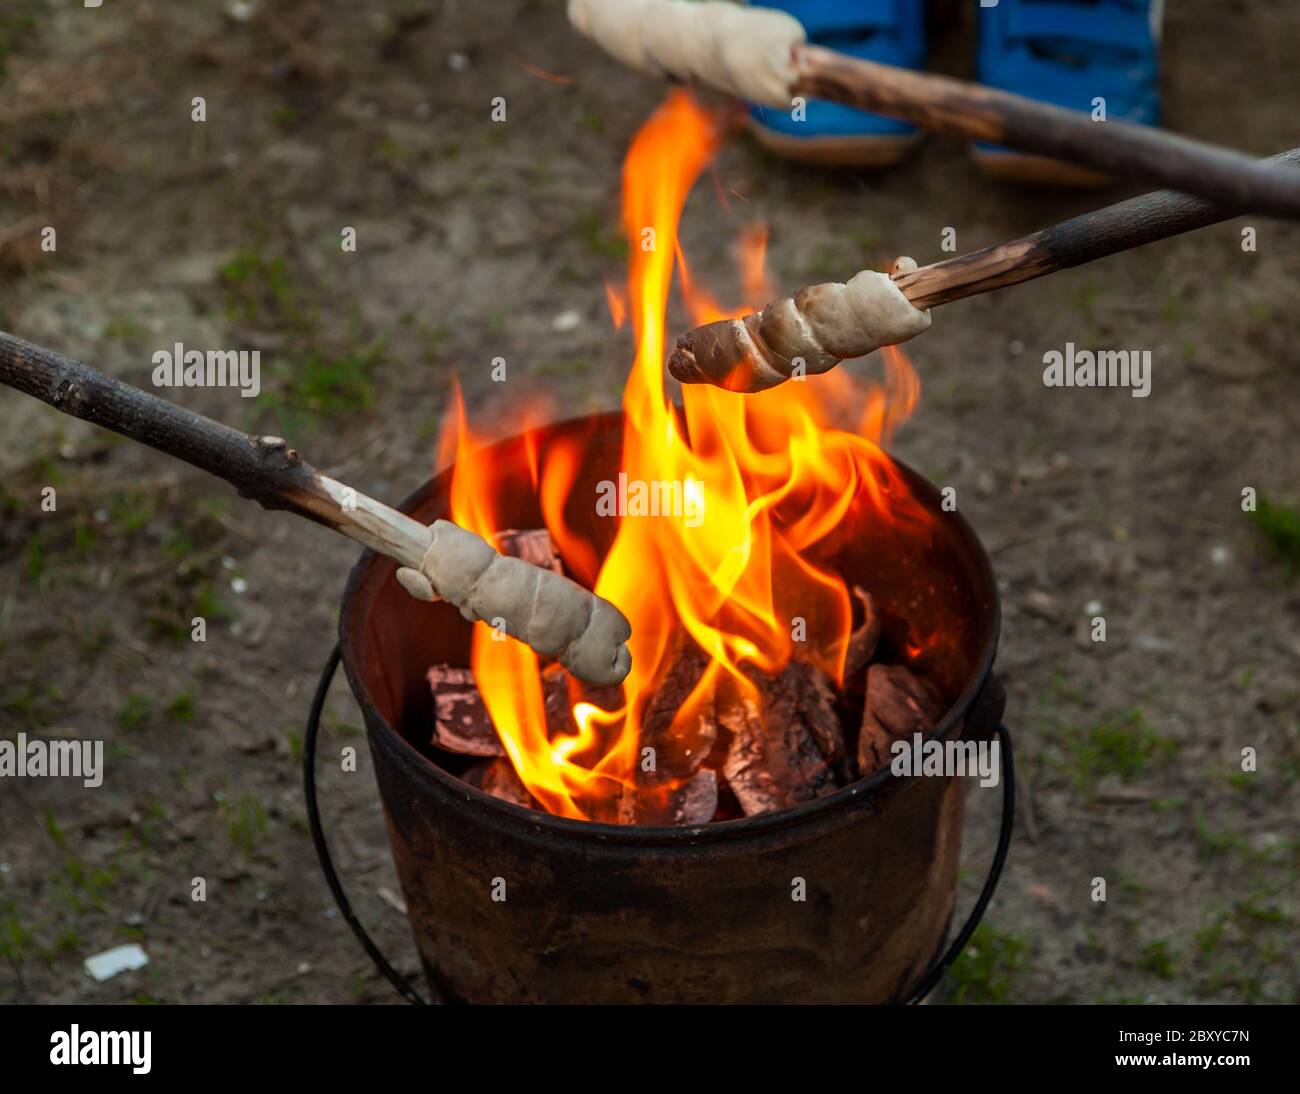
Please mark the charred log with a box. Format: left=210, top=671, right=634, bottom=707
left=856, top=663, right=948, bottom=776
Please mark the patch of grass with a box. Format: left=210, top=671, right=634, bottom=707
left=1137, top=939, right=1177, bottom=980
left=281, top=722, right=303, bottom=764
left=1232, top=896, right=1293, bottom=926
left=164, top=688, right=197, bottom=723
left=71, top=512, right=98, bottom=556
left=376, top=135, right=417, bottom=167
left=192, top=582, right=231, bottom=622
left=116, top=689, right=155, bottom=730
left=24, top=532, right=46, bottom=580
left=1190, top=889, right=1297, bottom=1003
left=133, top=799, right=170, bottom=851
left=1193, top=920, right=1224, bottom=955
left=42, top=809, right=67, bottom=850
left=218, top=243, right=300, bottom=327
left=257, top=316, right=390, bottom=431
left=104, top=313, right=147, bottom=343
left=282, top=334, right=387, bottom=414
left=533, top=357, right=591, bottom=378
left=1192, top=805, right=1251, bottom=861
left=220, top=794, right=269, bottom=858
left=570, top=207, right=627, bottom=260
left=108, top=488, right=158, bottom=534
left=42, top=815, right=127, bottom=916
left=1, top=681, right=64, bottom=730
left=946, top=923, right=1030, bottom=1004
left=76, top=621, right=115, bottom=662
left=1226, top=769, right=1257, bottom=792
left=0, top=0, right=42, bottom=78
left=1056, top=707, right=1178, bottom=791
left=1249, top=494, right=1300, bottom=572
left=148, top=580, right=231, bottom=644
left=1075, top=281, right=1100, bottom=326
left=0, top=901, right=35, bottom=992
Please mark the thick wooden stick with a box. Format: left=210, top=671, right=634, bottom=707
left=669, top=147, right=1300, bottom=390
left=0, top=330, right=431, bottom=566
left=566, top=0, right=1300, bottom=219
left=0, top=331, right=633, bottom=685
left=893, top=146, right=1300, bottom=309
left=790, top=46, right=1300, bottom=221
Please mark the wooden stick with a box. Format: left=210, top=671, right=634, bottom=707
left=566, top=0, right=1300, bottom=220
left=792, top=46, right=1300, bottom=221
left=0, top=330, right=432, bottom=567
left=893, top=146, right=1300, bottom=309
left=669, top=147, right=1300, bottom=390
left=0, top=331, right=633, bottom=685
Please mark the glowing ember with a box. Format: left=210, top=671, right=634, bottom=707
left=444, top=91, right=935, bottom=822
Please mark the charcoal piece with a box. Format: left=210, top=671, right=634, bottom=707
left=491, top=527, right=563, bottom=574
left=620, top=768, right=719, bottom=826
left=856, top=663, right=947, bottom=776
left=427, top=664, right=503, bottom=757
left=462, top=756, right=535, bottom=809
left=639, top=629, right=717, bottom=776
left=779, top=660, right=845, bottom=763
left=717, top=662, right=842, bottom=817
left=843, top=585, right=881, bottom=687
left=540, top=662, right=576, bottom=734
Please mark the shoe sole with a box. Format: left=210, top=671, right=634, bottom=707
left=747, top=118, right=922, bottom=169
left=970, top=146, right=1112, bottom=188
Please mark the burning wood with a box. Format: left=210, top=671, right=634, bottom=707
left=843, top=585, right=881, bottom=688
left=491, top=528, right=564, bottom=575
left=463, top=756, right=535, bottom=809
left=857, top=663, right=948, bottom=777
left=436, top=596, right=958, bottom=823
left=638, top=629, right=716, bottom=776
left=427, top=665, right=503, bottom=757
left=622, top=767, right=718, bottom=826
left=718, top=660, right=844, bottom=816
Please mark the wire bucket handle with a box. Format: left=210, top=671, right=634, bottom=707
left=304, top=644, right=1015, bottom=1005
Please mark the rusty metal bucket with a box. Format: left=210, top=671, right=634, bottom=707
left=306, top=411, right=1013, bottom=1004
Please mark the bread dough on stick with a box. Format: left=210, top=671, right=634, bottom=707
left=567, top=0, right=805, bottom=109
left=669, top=257, right=932, bottom=392
left=396, top=520, right=632, bottom=687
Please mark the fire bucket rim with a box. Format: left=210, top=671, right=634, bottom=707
left=339, top=409, right=1001, bottom=847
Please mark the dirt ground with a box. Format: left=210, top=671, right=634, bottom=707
left=1, top=0, right=1296, bottom=1005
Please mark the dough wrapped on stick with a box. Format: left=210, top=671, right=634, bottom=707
left=669, top=257, right=931, bottom=393
left=567, top=0, right=804, bottom=108
left=396, top=520, right=632, bottom=687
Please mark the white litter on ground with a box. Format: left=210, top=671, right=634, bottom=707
left=84, top=943, right=149, bottom=982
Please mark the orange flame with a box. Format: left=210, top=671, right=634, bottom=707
left=447, top=91, right=931, bottom=821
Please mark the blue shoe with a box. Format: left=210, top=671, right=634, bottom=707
left=975, top=0, right=1162, bottom=185
left=748, top=0, right=926, bottom=168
